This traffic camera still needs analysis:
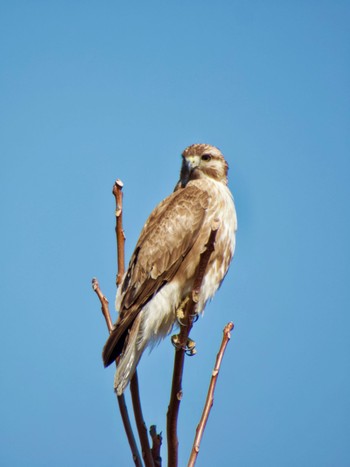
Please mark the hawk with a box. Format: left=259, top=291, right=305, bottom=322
left=103, top=144, right=237, bottom=395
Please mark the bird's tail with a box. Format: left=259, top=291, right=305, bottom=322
left=114, top=313, right=145, bottom=395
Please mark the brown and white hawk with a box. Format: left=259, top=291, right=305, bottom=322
left=103, top=144, right=237, bottom=395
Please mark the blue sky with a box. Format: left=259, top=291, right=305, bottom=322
left=1, top=1, right=349, bottom=466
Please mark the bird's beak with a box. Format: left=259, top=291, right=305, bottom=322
left=184, top=155, right=200, bottom=170
left=180, top=154, right=200, bottom=187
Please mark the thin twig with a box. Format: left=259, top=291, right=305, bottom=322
left=92, top=278, right=114, bottom=333
left=113, top=179, right=126, bottom=287
left=188, top=322, right=234, bottom=467
left=166, top=224, right=219, bottom=467
left=130, top=373, right=155, bottom=467
left=117, top=394, right=144, bottom=467
left=92, top=278, right=143, bottom=466
left=150, top=425, right=162, bottom=467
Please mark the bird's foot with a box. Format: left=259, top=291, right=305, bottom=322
left=176, top=297, right=199, bottom=325
left=185, top=337, right=197, bottom=356
left=171, top=335, right=197, bottom=356
left=175, top=297, right=190, bottom=326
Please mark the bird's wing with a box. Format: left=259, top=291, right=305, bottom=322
left=121, top=184, right=209, bottom=309
left=102, top=184, right=209, bottom=366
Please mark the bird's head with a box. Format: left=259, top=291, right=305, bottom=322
left=179, top=144, right=229, bottom=188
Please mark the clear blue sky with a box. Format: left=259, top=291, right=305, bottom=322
left=1, top=2, right=349, bottom=466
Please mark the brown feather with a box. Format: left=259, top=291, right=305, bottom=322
left=102, top=184, right=210, bottom=367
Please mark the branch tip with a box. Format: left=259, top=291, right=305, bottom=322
left=113, top=177, right=126, bottom=286
left=150, top=425, right=162, bottom=467
left=224, top=321, right=234, bottom=340
left=91, top=277, right=98, bottom=291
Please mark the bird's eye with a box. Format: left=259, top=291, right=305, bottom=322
left=201, top=154, right=212, bottom=161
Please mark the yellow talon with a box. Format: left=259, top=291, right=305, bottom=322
left=186, top=337, right=196, bottom=350
left=171, top=334, right=181, bottom=348
left=176, top=296, right=190, bottom=325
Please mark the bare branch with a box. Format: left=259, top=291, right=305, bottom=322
left=91, top=277, right=114, bottom=333
left=150, top=425, right=162, bottom=467
left=117, top=393, right=144, bottom=467
left=166, top=345, right=185, bottom=467
left=166, top=225, right=219, bottom=467
left=188, top=322, right=234, bottom=467
left=130, top=373, right=155, bottom=467
left=113, top=179, right=126, bottom=286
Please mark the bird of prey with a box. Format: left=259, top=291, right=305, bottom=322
left=103, top=144, right=237, bottom=395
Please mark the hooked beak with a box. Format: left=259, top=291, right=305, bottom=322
left=184, top=155, right=200, bottom=170
left=180, top=154, right=200, bottom=187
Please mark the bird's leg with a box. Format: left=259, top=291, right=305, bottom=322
left=171, top=297, right=197, bottom=356
left=175, top=296, right=190, bottom=326
left=175, top=296, right=199, bottom=324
